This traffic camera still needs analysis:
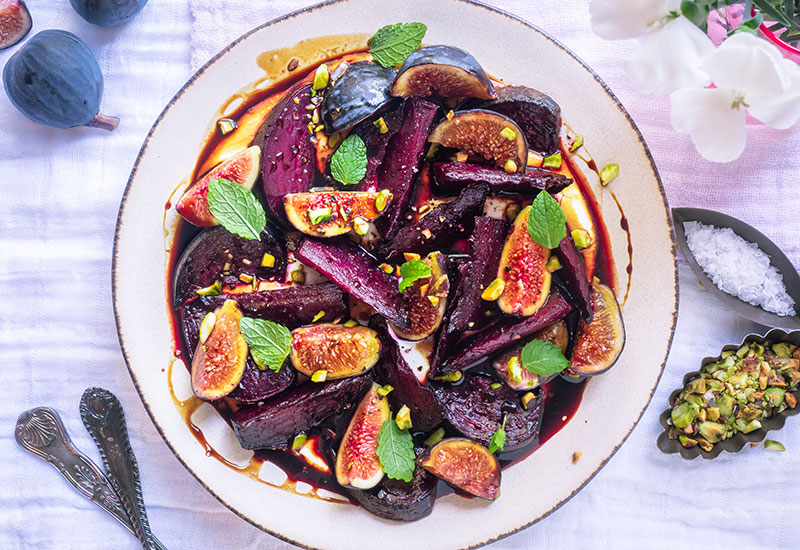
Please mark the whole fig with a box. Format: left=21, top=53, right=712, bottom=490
left=3, top=30, right=118, bottom=130
left=69, top=0, right=148, bottom=28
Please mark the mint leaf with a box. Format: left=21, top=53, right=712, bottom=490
left=330, top=134, right=368, bottom=185
left=239, top=317, right=291, bottom=373
left=520, top=339, right=569, bottom=377
left=376, top=416, right=415, bottom=482
left=488, top=416, right=507, bottom=454
left=398, top=259, right=431, bottom=292
left=368, top=22, right=427, bottom=67
left=527, top=192, right=567, bottom=249
left=207, top=178, right=266, bottom=240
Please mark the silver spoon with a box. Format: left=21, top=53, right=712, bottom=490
left=15, top=406, right=168, bottom=550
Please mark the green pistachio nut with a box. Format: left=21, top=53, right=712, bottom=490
left=671, top=402, right=694, bottom=429
left=698, top=421, right=727, bottom=443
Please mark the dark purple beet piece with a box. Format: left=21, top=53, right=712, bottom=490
left=432, top=162, right=571, bottom=196
left=555, top=233, right=593, bottom=322
left=375, top=98, right=439, bottom=239
left=348, top=446, right=437, bottom=521
left=295, top=238, right=410, bottom=329
left=172, top=226, right=286, bottom=307
left=370, top=317, right=444, bottom=432
left=228, top=360, right=295, bottom=403
left=443, top=290, right=572, bottom=371
left=432, top=374, right=543, bottom=451
left=382, top=183, right=488, bottom=257
left=260, top=82, right=316, bottom=226
left=231, top=375, right=372, bottom=450
left=354, top=109, right=404, bottom=191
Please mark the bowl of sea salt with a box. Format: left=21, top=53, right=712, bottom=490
left=673, top=208, right=800, bottom=330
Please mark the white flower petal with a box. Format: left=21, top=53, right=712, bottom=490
left=705, top=32, right=788, bottom=97
left=624, top=16, right=714, bottom=94
left=590, top=0, right=679, bottom=40
left=670, top=87, right=747, bottom=163
left=747, top=61, right=800, bottom=129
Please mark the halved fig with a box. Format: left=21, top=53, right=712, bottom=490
left=320, top=62, right=397, bottom=134
left=191, top=300, right=248, bottom=400
left=290, top=323, right=380, bottom=380
left=420, top=437, right=501, bottom=500
left=432, top=161, right=572, bottom=196
left=176, top=146, right=261, bottom=226
left=496, top=205, right=551, bottom=316
left=391, top=252, right=449, bottom=341
left=0, top=0, right=32, bottom=50
left=476, top=85, right=562, bottom=155
left=557, top=182, right=597, bottom=281
left=428, top=110, right=527, bottom=172
left=568, top=281, right=625, bottom=376
left=492, top=321, right=569, bottom=391
left=284, top=191, right=389, bottom=237
left=391, top=45, right=495, bottom=100
left=335, top=382, right=390, bottom=489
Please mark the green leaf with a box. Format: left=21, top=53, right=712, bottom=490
left=330, top=134, right=368, bottom=185
left=376, top=416, right=416, bottom=482
left=368, top=22, right=427, bottom=67
left=488, top=417, right=507, bottom=454
left=527, top=192, right=567, bottom=249
left=398, top=259, right=431, bottom=292
left=239, top=317, right=291, bottom=373
left=520, top=339, right=569, bottom=377
left=207, top=178, right=266, bottom=240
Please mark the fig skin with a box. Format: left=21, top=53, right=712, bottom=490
left=497, top=205, right=552, bottom=317
left=432, top=374, right=543, bottom=451
left=231, top=374, right=372, bottom=450
left=391, top=45, right=496, bottom=100
left=191, top=300, right=249, bottom=401
left=320, top=62, right=398, bottom=134
left=432, top=161, right=572, bottom=196
left=568, top=281, right=625, bottom=376
left=353, top=108, right=404, bottom=191
left=290, top=324, right=381, bottom=380
left=284, top=191, right=389, bottom=237
left=554, top=233, right=593, bottom=322
left=420, top=437, right=501, bottom=501
left=428, top=110, right=527, bottom=172
left=391, top=252, right=450, bottom=341
left=335, top=383, right=390, bottom=489
left=492, top=320, right=569, bottom=391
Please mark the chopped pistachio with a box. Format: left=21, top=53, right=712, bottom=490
left=741, top=420, right=762, bottom=434
left=764, top=387, right=785, bottom=407
left=671, top=402, right=694, bottom=429
left=312, top=311, right=325, bottom=323
left=195, top=280, right=222, bottom=296
left=571, top=229, right=593, bottom=250
left=403, top=252, right=421, bottom=262
left=503, top=159, right=518, bottom=174
left=507, top=356, right=523, bottom=383
left=312, top=63, right=330, bottom=90
left=311, top=370, right=328, bottom=382
left=500, top=126, right=517, bottom=141
left=379, top=263, right=394, bottom=274
left=569, top=135, right=584, bottom=152
left=773, top=342, right=793, bottom=357
left=445, top=110, right=454, bottom=121
left=291, top=269, right=306, bottom=284
left=433, top=370, right=462, bottom=383
left=375, top=189, right=391, bottom=212
left=217, top=118, right=238, bottom=135
left=327, top=132, right=343, bottom=149
left=348, top=215, right=369, bottom=236
left=599, top=163, right=619, bottom=186
left=521, top=391, right=536, bottom=410
left=764, top=440, right=785, bottom=452
left=372, top=116, right=389, bottom=134
left=421, top=228, right=432, bottom=239
left=198, top=312, right=217, bottom=344
left=396, top=405, right=413, bottom=430
left=707, top=407, right=720, bottom=421
left=292, top=433, right=307, bottom=451
left=238, top=273, right=254, bottom=284
left=687, top=378, right=706, bottom=394
left=505, top=202, right=521, bottom=223
left=424, top=427, right=445, bottom=446
left=427, top=295, right=440, bottom=306
left=308, top=207, right=332, bottom=225
left=543, top=152, right=562, bottom=169
left=546, top=256, right=562, bottom=273
left=481, top=278, right=505, bottom=301
left=343, top=319, right=359, bottom=328
left=679, top=435, right=698, bottom=448
left=261, top=253, right=275, bottom=268
left=490, top=382, right=502, bottom=390
left=377, top=385, right=394, bottom=397
left=571, top=451, right=582, bottom=464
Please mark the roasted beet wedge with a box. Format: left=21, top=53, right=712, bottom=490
left=260, top=83, right=316, bottom=225
left=554, top=233, right=593, bottom=322
left=432, top=374, right=543, bottom=451
left=370, top=317, right=444, bottom=432
left=348, top=446, right=437, bottom=522
left=228, top=360, right=295, bottom=403
left=381, top=183, right=488, bottom=258
left=477, top=85, right=562, bottom=155
left=375, top=98, right=439, bottom=239
left=231, top=375, right=372, bottom=450
left=444, top=290, right=573, bottom=371
left=172, top=226, right=286, bottom=307
left=391, top=45, right=495, bottom=100
left=354, top=109, right=404, bottom=191
left=294, top=238, right=410, bottom=329
left=320, top=62, right=397, bottom=134
left=432, top=162, right=572, bottom=196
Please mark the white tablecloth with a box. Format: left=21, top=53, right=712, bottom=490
left=2, top=1, right=799, bottom=548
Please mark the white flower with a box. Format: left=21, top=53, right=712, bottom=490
left=590, top=0, right=680, bottom=39
left=670, top=32, right=800, bottom=162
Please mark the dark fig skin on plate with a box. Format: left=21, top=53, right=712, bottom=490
left=391, top=45, right=496, bottom=100
left=320, top=62, right=398, bottom=135
left=432, top=161, right=572, bottom=196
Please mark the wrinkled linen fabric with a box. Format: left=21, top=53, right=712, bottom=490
left=2, top=1, right=799, bottom=549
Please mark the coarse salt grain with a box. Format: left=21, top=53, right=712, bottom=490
left=683, top=221, right=795, bottom=317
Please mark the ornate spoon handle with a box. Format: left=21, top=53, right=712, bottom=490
left=14, top=407, right=168, bottom=550
left=80, top=387, right=158, bottom=550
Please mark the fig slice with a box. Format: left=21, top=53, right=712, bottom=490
left=420, top=437, right=501, bottom=500
left=391, top=252, right=449, bottom=341
left=432, top=161, right=572, bottom=196
left=491, top=320, right=569, bottom=391
left=391, top=45, right=496, bottom=100
left=568, top=281, right=625, bottom=376
left=428, top=110, right=527, bottom=172
left=335, top=382, right=390, bottom=489
left=320, top=62, right=397, bottom=134
left=191, top=299, right=248, bottom=400
left=290, top=323, right=381, bottom=380
left=176, top=146, right=261, bottom=227
left=0, top=0, right=32, bottom=50
left=496, top=204, right=551, bottom=316
left=284, top=191, right=389, bottom=237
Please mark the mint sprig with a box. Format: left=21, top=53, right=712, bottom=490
left=368, top=22, right=427, bottom=67
left=398, top=259, right=431, bottom=292
left=527, top=192, right=567, bottom=249
left=207, top=178, right=266, bottom=240
left=376, top=415, right=415, bottom=482
left=330, top=134, right=367, bottom=185
left=488, top=416, right=507, bottom=454
left=520, top=339, right=569, bottom=377
left=239, top=317, right=291, bottom=373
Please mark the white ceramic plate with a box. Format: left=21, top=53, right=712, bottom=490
left=113, top=1, right=678, bottom=548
